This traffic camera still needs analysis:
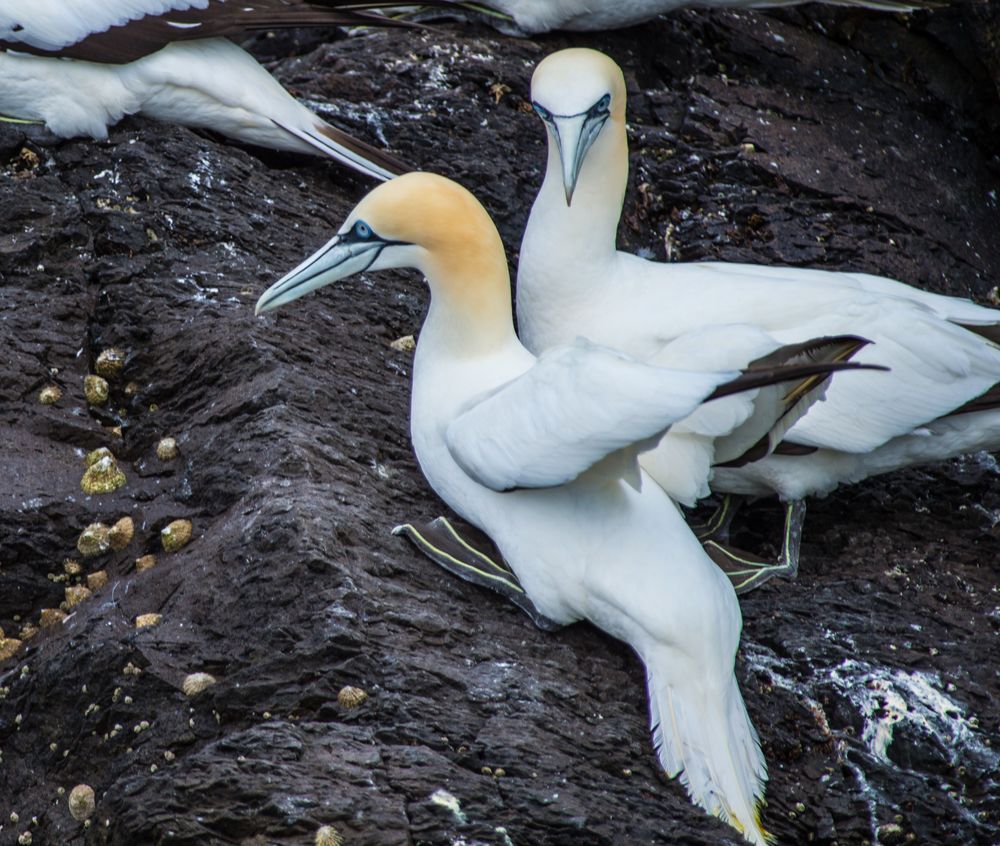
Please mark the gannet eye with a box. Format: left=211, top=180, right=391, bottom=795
left=532, top=102, right=553, bottom=122
left=353, top=220, right=373, bottom=240
left=591, top=94, right=611, bottom=116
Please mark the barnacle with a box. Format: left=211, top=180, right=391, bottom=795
left=83, top=374, right=110, bottom=406
left=108, top=516, right=134, bottom=550
left=161, top=520, right=193, bottom=552
left=337, top=685, right=369, bottom=709
left=68, top=784, right=96, bottom=821
left=156, top=437, right=179, bottom=461
left=95, top=347, right=126, bottom=380
left=81, top=454, right=126, bottom=495
left=182, top=673, right=217, bottom=697
left=39, top=385, right=62, bottom=404
left=77, top=523, right=111, bottom=558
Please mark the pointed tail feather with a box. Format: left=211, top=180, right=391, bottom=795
left=271, top=117, right=409, bottom=181
left=647, top=667, right=771, bottom=845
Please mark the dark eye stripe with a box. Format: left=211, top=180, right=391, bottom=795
left=533, top=94, right=612, bottom=121
left=532, top=102, right=553, bottom=122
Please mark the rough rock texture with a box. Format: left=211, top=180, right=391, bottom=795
left=1, top=7, right=999, bottom=846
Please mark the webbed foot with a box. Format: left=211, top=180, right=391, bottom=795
left=702, top=499, right=806, bottom=595
left=692, top=494, right=744, bottom=544
left=393, top=516, right=564, bottom=631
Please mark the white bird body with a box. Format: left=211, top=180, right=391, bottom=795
left=518, top=49, right=1000, bottom=514
left=0, top=50, right=142, bottom=140
left=0, top=1, right=407, bottom=179
left=255, top=172, right=772, bottom=844
left=712, top=408, right=1000, bottom=499
left=409, top=344, right=769, bottom=843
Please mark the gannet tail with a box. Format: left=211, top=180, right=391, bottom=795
left=646, top=664, right=771, bottom=846
left=270, top=116, right=409, bottom=181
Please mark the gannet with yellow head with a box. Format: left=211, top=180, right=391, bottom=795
left=518, top=47, right=1000, bottom=586
left=257, top=172, right=790, bottom=843
left=0, top=0, right=413, bottom=179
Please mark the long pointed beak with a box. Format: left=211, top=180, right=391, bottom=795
left=550, top=114, right=590, bottom=206
left=255, top=235, right=380, bottom=315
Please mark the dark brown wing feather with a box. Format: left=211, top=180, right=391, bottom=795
left=711, top=335, right=880, bottom=468
left=705, top=358, right=884, bottom=403
left=0, top=1, right=429, bottom=64
left=957, top=321, right=1000, bottom=346
left=950, top=381, right=1000, bottom=417
left=311, top=122, right=410, bottom=176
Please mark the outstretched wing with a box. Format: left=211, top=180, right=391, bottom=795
left=446, top=339, right=740, bottom=492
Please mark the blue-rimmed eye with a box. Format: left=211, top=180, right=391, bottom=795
left=591, top=94, right=611, bottom=116
left=532, top=102, right=553, bottom=122
left=353, top=220, right=372, bottom=239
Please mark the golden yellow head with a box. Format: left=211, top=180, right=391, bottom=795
left=256, top=173, right=513, bottom=352
left=346, top=172, right=504, bottom=274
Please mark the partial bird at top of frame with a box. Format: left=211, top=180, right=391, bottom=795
left=0, top=1, right=459, bottom=180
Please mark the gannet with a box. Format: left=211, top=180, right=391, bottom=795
left=0, top=1, right=412, bottom=179
left=451, top=0, right=929, bottom=33
left=256, top=171, right=804, bottom=843
left=517, top=47, right=1000, bottom=586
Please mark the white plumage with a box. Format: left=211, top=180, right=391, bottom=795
left=446, top=338, right=741, bottom=492
left=0, top=1, right=212, bottom=51
left=255, top=172, right=773, bottom=844
left=517, top=48, right=1000, bottom=576
left=0, top=0, right=406, bottom=180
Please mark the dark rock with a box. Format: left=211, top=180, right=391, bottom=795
left=1, top=8, right=999, bottom=846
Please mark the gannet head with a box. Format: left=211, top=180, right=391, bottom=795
left=531, top=48, right=626, bottom=206
left=256, top=173, right=511, bottom=346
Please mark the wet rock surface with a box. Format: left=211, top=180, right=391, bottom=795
left=1, top=7, right=999, bottom=845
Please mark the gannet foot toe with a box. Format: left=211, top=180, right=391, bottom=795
left=690, top=494, right=744, bottom=545
left=702, top=540, right=797, bottom=595
left=392, top=516, right=564, bottom=631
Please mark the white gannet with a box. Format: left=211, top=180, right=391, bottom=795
left=517, top=47, right=1000, bottom=586
left=255, top=171, right=806, bottom=843
left=0, top=0, right=413, bottom=179
left=448, top=0, right=929, bottom=34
